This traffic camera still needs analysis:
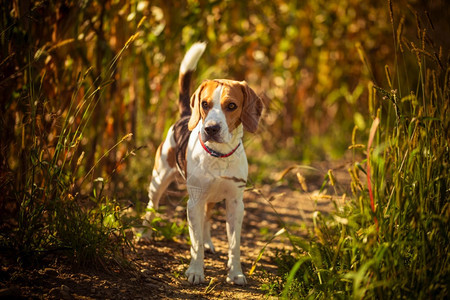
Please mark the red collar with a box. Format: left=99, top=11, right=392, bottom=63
left=198, top=132, right=240, bottom=158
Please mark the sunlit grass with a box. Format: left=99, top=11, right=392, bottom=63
left=0, top=2, right=447, bottom=296
left=256, top=4, right=449, bottom=299
left=0, top=37, right=138, bottom=267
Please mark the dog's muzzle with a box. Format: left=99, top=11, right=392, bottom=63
left=203, top=122, right=222, bottom=142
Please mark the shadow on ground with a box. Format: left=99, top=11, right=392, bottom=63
left=1, top=160, right=352, bottom=299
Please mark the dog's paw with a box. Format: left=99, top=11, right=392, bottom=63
left=185, top=267, right=205, bottom=285
left=226, top=272, right=247, bottom=285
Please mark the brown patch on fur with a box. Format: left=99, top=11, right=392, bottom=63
left=167, top=147, right=176, bottom=168
left=214, top=79, right=263, bottom=133
left=240, top=81, right=263, bottom=133
left=221, top=176, right=247, bottom=184
left=218, top=82, right=245, bottom=132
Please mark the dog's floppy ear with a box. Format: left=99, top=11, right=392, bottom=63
left=188, top=83, right=205, bottom=131
left=240, top=81, right=263, bottom=133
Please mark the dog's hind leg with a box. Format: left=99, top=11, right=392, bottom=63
left=139, top=165, right=176, bottom=241
left=135, top=130, right=178, bottom=242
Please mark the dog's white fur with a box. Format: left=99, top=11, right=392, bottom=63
left=180, top=42, right=206, bottom=74
left=137, top=43, right=262, bottom=286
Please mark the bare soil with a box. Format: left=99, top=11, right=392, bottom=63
left=0, top=161, right=352, bottom=299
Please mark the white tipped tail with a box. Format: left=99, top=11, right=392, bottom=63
left=180, top=42, right=207, bottom=74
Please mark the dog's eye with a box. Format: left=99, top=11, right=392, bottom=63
left=227, top=103, right=237, bottom=111
left=201, top=101, right=209, bottom=109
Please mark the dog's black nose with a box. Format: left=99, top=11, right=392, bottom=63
left=205, top=124, right=221, bottom=136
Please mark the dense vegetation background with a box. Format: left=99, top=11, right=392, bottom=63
left=1, top=0, right=448, bottom=298
left=1, top=0, right=397, bottom=200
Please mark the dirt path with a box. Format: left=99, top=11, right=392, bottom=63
left=1, top=161, right=352, bottom=299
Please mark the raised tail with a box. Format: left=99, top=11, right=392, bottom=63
left=179, top=42, right=206, bottom=117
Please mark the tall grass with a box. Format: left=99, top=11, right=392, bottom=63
left=0, top=30, right=138, bottom=267
left=260, top=4, right=449, bottom=299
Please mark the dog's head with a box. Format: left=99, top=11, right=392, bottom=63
left=188, top=79, right=263, bottom=143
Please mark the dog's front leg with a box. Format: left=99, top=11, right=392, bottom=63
left=226, top=195, right=247, bottom=285
left=185, top=196, right=206, bottom=284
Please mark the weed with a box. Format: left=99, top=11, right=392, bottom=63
left=149, top=207, right=189, bottom=242
left=0, top=16, right=140, bottom=267
left=256, top=3, right=449, bottom=299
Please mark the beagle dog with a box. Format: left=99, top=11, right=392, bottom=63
left=137, top=42, right=263, bottom=285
